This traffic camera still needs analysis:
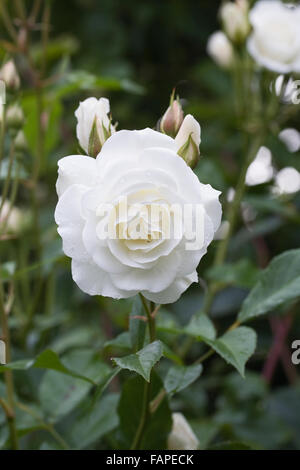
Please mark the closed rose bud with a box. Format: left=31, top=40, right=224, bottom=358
left=6, top=104, right=24, bottom=130
left=14, top=130, right=28, bottom=153
left=0, top=199, right=23, bottom=234
left=207, top=31, right=234, bottom=68
left=175, top=114, right=201, bottom=168
left=167, top=413, right=199, bottom=450
left=75, top=97, right=115, bottom=156
left=160, top=96, right=184, bottom=138
left=0, top=60, right=20, bottom=91
left=220, top=0, right=250, bottom=43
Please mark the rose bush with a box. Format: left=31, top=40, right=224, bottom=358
left=55, top=127, right=221, bottom=303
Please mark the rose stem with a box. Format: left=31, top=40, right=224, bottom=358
left=130, top=295, right=156, bottom=450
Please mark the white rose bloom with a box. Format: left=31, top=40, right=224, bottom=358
left=245, top=146, right=274, bottom=186
left=167, top=413, right=199, bottom=450
left=55, top=128, right=221, bottom=304
left=247, top=1, right=300, bottom=73
left=75, top=97, right=115, bottom=154
left=273, top=167, right=300, bottom=195
left=207, top=31, right=234, bottom=68
left=279, top=128, right=300, bottom=153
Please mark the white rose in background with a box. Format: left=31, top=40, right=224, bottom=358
left=245, top=146, right=274, bottom=186
left=55, top=128, right=221, bottom=304
left=247, top=1, right=300, bottom=73
left=273, top=167, right=300, bottom=195
left=279, top=128, right=300, bottom=153
left=207, top=31, right=234, bottom=68
left=75, top=97, right=115, bottom=156
left=167, top=413, right=199, bottom=450
left=220, top=0, right=250, bottom=43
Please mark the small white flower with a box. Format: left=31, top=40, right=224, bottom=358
left=247, top=1, right=300, bottom=73
left=55, top=128, right=222, bottom=304
left=279, top=128, right=300, bottom=153
left=245, top=146, right=274, bottom=186
left=220, top=0, right=250, bottom=42
left=273, top=167, right=300, bottom=195
left=167, top=413, right=199, bottom=450
left=75, top=97, right=115, bottom=155
left=207, top=31, right=234, bottom=68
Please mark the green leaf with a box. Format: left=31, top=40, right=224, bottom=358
left=52, top=71, right=144, bottom=99
left=38, top=349, right=110, bottom=422
left=0, top=349, right=96, bottom=384
left=238, top=249, right=300, bottom=323
left=68, top=394, right=119, bottom=449
left=161, top=343, right=183, bottom=366
left=164, top=364, right=203, bottom=395
left=184, top=312, right=216, bottom=341
left=129, top=296, right=146, bottom=352
left=112, top=340, right=163, bottom=382
left=206, top=259, right=259, bottom=289
left=206, top=327, right=257, bottom=377
left=118, top=373, right=172, bottom=449
left=92, top=367, right=121, bottom=404
left=104, top=332, right=132, bottom=353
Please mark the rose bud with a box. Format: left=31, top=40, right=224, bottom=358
left=175, top=114, right=201, bottom=168
left=6, top=104, right=24, bottom=130
left=207, top=31, right=234, bottom=68
left=14, top=130, right=28, bottom=153
left=75, top=97, right=116, bottom=157
left=167, top=413, right=199, bottom=450
left=220, top=0, right=250, bottom=43
left=0, top=60, right=20, bottom=91
left=160, top=92, right=184, bottom=137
